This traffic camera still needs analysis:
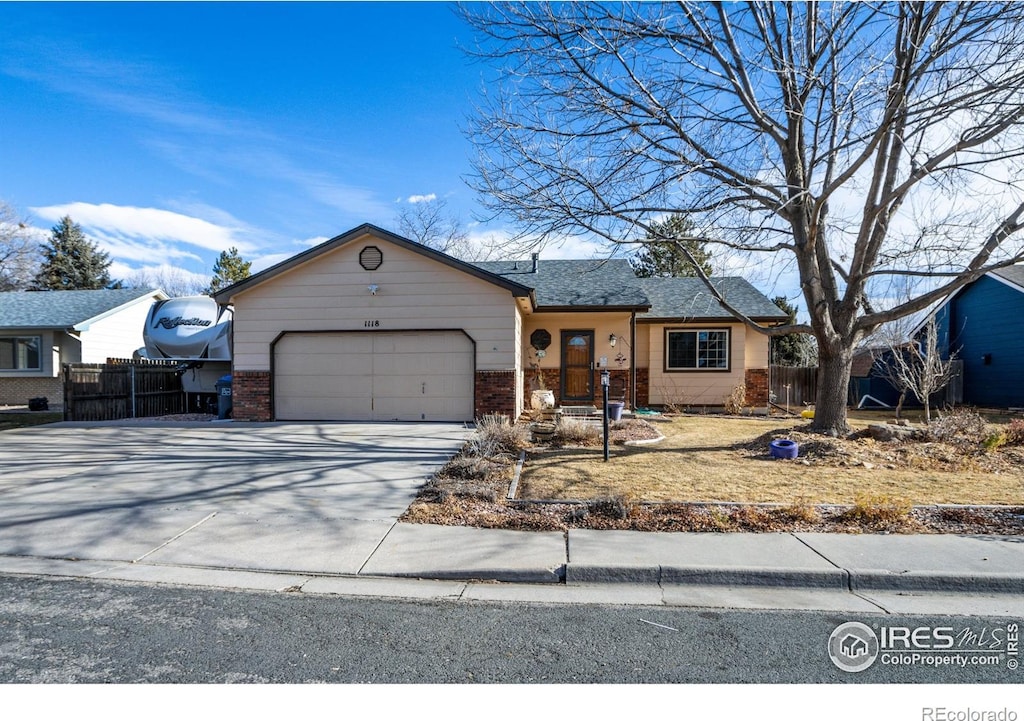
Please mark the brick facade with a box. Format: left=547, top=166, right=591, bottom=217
left=232, top=370, right=271, bottom=421
left=0, top=377, right=63, bottom=408
left=635, top=367, right=650, bottom=408
left=524, top=367, right=635, bottom=408
left=475, top=370, right=517, bottom=420
left=525, top=368, right=562, bottom=404
left=744, top=368, right=770, bottom=407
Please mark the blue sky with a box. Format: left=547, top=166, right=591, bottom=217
left=1, top=2, right=599, bottom=287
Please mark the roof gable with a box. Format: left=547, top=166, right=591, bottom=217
left=909, top=263, right=1024, bottom=337
left=214, top=224, right=535, bottom=303
left=0, top=288, right=164, bottom=330
left=988, top=264, right=1024, bottom=293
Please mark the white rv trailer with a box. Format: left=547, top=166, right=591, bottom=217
left=138, top=296, right=232, bottom=399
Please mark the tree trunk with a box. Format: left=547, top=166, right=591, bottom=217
left=811, top=343, right=854, bottom=436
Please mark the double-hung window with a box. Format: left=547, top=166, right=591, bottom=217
left=665, top=329, right=729, bottom=371
left=0, top=336, right=42, bottom=371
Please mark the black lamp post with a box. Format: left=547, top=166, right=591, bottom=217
left=601, top=369, right=610, bottom=462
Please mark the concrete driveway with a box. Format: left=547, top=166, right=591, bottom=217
left=0, top=421, right=469, bottom=575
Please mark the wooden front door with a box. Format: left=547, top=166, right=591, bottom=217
left=560, top=330, right=594, bottom=402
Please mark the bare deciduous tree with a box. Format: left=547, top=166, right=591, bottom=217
left=0, top=201, right=40, bottom=291
left=122, top=266, right=207, bottom=297
left=397, top=197, right=476, bottom=258
left=873, top=316, right=958, bottom=424
left=463, top=1, right=1024, bottom=435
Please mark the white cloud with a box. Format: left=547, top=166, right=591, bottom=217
left=30, top=202, right=252, bottom=255
left=249, top=252, right=297, bottom=274
left=407, top=194, right=437, bottom=204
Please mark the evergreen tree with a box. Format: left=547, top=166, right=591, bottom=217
left=630, top=215, right=713, bottom=278
left=33, top=216, right=113, bottom=290
left=206, top=247, right=251, bottom=294
left=770, top=296, right=817, bottom=366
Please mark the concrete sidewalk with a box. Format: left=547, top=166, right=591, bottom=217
left=2, top=517, right=1022, bottom=614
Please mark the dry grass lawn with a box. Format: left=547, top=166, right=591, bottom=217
left=518, top=414, right=1024, bottom=505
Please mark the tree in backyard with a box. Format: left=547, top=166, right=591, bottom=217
left=462, top=2, right=1024, bottom=435
left=123, top=266, right=207, bottom=297
left=873, top=315, right=958, bottom=424
left=630, top=214, right=713, bottom=278
left=396, top=196, right=493, bottom=261
left=206, top=247, right=251, bottom=295
left=33, top=215, right=113, bottom=290
left=0, top=201, right=40, bottom=291
left=769, top=296, right=817, bottom=367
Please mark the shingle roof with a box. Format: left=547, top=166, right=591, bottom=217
left=0, top=288, right=160, bottom=330
left=991, top=264, right=1024, bottom=291
left=472, top=259, right=650, bottom=309
left=637, top=276, right=788, bottom=321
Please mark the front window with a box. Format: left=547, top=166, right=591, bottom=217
left=666, top=329, right=729, bottom=371
left=0, top=336, right=42, bottom=370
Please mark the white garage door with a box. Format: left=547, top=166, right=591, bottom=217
left=274, top=331, right=474, bottom=421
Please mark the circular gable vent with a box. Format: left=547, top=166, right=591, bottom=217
left=359, top=245, right=383, bottom=270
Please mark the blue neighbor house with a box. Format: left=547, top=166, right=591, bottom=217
left=932, top=265, right=1024, bottom=409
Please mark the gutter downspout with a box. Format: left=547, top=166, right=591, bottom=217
left=629, top=311, right=637, bottom=409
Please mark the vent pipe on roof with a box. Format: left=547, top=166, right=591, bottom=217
left=531, top=252, right=539, bottom=273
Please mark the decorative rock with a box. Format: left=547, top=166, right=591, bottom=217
left=868, top=423, right=920, bottom=442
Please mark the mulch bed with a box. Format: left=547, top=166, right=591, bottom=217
left=401, top=496, right=1024, bottom=535
left=403, top=417, right=1024, bottom=535
left=741, top=427, right=1024, bottom=474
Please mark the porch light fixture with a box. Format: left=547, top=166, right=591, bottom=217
left=609, top=334, right=617, bottom=347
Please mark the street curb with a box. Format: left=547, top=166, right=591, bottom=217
left=365, top=567, right=566, bottom=585
left=849, top=571, right=1024, bottom=594
left=563, top=565, right=1024, bottom=593
left=565, top=564, right=849, bottom=589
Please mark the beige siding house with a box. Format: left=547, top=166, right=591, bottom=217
left=0, top=288, right=167, bottom=407
left=215, top=224, right=786, bottom=422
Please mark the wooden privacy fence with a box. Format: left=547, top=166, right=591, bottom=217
left=770, top=365, right=817, bottom=409
left=771, top=361, right=965, bottom=411
left=63, top=359, right=185, bottom=421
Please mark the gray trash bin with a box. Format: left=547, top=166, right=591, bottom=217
left=215, top=374, right=233, bottom=419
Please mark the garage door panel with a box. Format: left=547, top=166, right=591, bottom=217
left=274, top=331, right=473, bottom=422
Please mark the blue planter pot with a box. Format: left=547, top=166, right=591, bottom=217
left=769, top=438, right=799, bottom=459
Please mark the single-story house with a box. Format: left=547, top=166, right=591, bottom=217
left=213, top=224, right=787, bottom=422
left=930, top=264, right=1024, bottom=408
left=0, top=288, right=167, bottom=407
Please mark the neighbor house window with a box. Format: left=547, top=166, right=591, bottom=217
left=665, top=329, right=729, bottom=371
left=0, top=336, right=42, bottom=371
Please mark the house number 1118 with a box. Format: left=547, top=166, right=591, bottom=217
left=364, top=320, right=380, bottom=327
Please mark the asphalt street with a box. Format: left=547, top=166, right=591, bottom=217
left=1, top=574, right=1020, bottom=685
